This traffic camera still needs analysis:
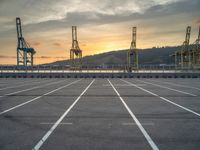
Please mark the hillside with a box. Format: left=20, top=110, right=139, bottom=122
left=46, top=46, right=180, bottom=66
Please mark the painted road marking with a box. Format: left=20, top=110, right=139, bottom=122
left=122, top=122, right=154, bottom=126
left=103, top=84, right=146, bottom=87
left=108, top=79, right=159, bottom=150
left=121, top=79, right=200, bottom=118
left=32, top=79, right=95, bottom=150
left=0, top=80, right=82, bottom=115
left=148, top=79, right=200, bottom=91
left=0, top=79, right=52, bottom=91
left=136, top=79, right=197, bottom=97
left=0, top=80, right=38, bottom=91
left=40, top=122, right=73, bottom=125
left=0, top=79, right=66, bottom=98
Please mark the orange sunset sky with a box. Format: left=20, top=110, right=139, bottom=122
left=0, top=0, right=199, bottom=64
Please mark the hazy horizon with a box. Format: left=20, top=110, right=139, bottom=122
left=0, top=0, right=199, bottom=64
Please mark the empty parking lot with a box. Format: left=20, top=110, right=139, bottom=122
left=0, top=78, right=200, bottom=150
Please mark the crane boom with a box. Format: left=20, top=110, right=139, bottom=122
left=16, top=17, right=36, bottom=67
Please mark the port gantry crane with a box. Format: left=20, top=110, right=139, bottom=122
left=127, top=27, right=138, bottom=72
left=192, top=26, right=200, bottom=67
left=174, top=26, right=200, bottom=69
left=16, top=17, right=36, bottom=67
left=70, top=26, right=82, bottom=69
left=174, top=26, right=191, bottom=69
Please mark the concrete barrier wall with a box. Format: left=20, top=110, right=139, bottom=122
left=0, top=72, right=200, bottom=78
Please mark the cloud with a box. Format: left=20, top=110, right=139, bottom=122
left=81, top=44, right=87, bottom=47
left=31, top=42, right=41, bottom=46
left=0, top=0, right=184, bottom=26
left=193, top=19, right=200, bottom=25
left=53, top=42, right=61, bottom=47
left=39, top=56, right=51, bottom=59
left=0, top=55, right=66, bottom=59
left=37, top=56, right=67, bottom=59
left=0, top=0, right=197, bottom=36
left=7, top=0, right=197, bottom=34
left=0, top=55, right=15, bottom=59
left=0, top=0, right=200, bottom=65
left=0, top=0, right=198, bottom=39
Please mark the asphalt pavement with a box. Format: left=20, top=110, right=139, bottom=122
left=0, top=78, right=200, bottom=150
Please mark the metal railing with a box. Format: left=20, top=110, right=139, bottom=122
left=0, top=64, right=200, bottom=73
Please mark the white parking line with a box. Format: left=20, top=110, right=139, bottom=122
left=0, top=80, right=36, bottom=91
left=122, top=122, right=154, bottom=126
left=159, top=96, right=200, bottom=117
left=0, top=79, right=38, bottom=86
left=121, top=79, right=200, bottom=117
left=0, top=79, right=82, bottom=115
left=108, top=79, right=159, bottom=150
left=40, top=122, right=73, bottom=125
left=0, top=79, right=66, bottom=98
left=147, top=79, right=200, bottom=91
left=0, top=79, right=53, bottom=91
left=103, top=84, right=146, bottom=87
left=136, top=79, right=197, bottom=97
left=32, top=79, right=95, bottom=150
